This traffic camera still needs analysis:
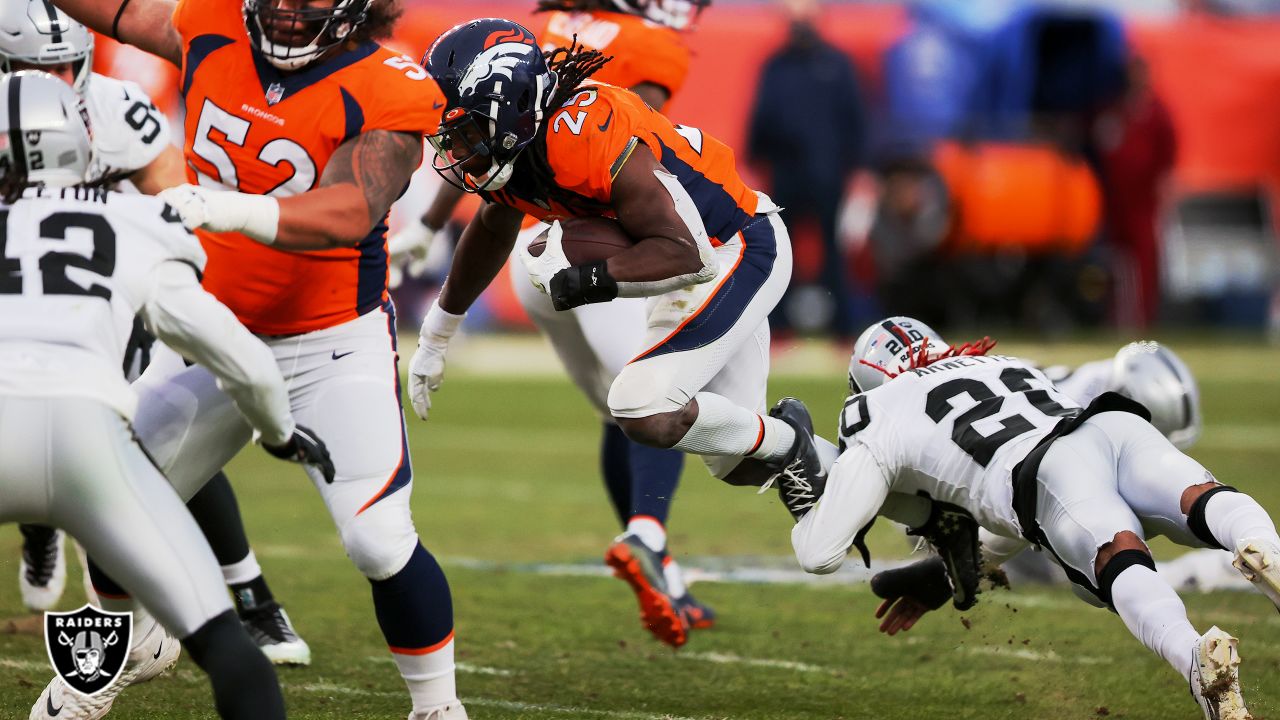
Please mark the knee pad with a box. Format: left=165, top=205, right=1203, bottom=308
left=340, top=513, right=418, bottom=581
left=1187, top=485, right=1239, bottom=550
left=1096, top=549, right=1156, bottom=607
left=607, top=361, right=684, bottom=419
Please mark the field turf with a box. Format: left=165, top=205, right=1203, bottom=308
left=1, top=335, right=1278, bottom=719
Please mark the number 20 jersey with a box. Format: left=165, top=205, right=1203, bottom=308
left=836, top=355, right=1082, bottom=538
left=173, top=0, right=442, bottom=335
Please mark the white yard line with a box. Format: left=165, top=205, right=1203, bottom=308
left=290, top=682, right=703, bottom=719
left=679, top=651, right=832, bottom=674
left=961, top=645, right=1110, bottom=665
left=0, top=658, right=51, bottom=672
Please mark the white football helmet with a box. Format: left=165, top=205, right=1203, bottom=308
left=1109, top=341, right=1202, bottom=450
left=0, top=0, right=94, bottom=95
left=0, top=71, right=93, bottom=191
left=848, top=316, right=947, bottom=393
left=610, top=0, right=710, bottom=30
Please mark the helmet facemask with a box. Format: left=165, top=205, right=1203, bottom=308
left=242, top=0, right=370, bottom=71
left=426, top=106, right=525, bottom=192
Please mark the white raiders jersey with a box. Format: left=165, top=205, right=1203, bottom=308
left=836, top=354, right=1083, bottom=538
left=83, top=73, right=171, bottom=186
left=0, top=186, right=201, bottom=420
left=1044, top=359, right=1111, bottom=408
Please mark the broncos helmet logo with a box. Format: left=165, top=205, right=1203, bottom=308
left=457, top=42, right=536, bottom=98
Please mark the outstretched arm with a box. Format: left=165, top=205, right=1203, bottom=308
left=161, top=130, right=425, bottom=251
left=275, top=130, right=424, bottom=249
left=791, top=444, right=892, bottom=575
left=54, top=0, right=181, bottom=66
left=437, top=202, right=526, bottom=313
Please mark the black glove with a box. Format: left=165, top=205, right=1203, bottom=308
left=906, top=500, right=983, bottom=610
left=871, top=556, right=953, bottom=612
left=263, top=425, right=336, bottom=484
left=549, top=260, right=619, bottom=311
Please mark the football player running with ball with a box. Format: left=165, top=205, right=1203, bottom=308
left=410, top=18, right=824, bottom=646
left=391, top=0, right=716, bottom=646
left=0, top=71, right=335, bottom=720
left=789, top=317, right=1280, bottom=720
left=41, top=0, right=465, bottom=718
left=0, top=0, right=310, bottom=667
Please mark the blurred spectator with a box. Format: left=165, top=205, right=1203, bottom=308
left=748, top=0, right=868, bottom=339
left=1094, top=56, right=1177, bottom=329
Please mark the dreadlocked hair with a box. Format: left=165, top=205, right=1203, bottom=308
left=860, top=329, right=999, bottom=383
left=520, top=39, right=612, bottom=208
left=534, top=0, right=614, bottom=12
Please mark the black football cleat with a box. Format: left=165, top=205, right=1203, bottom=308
left=765, top=397, right=827, bottom=521
left=906, top=501, right=983, bottom=611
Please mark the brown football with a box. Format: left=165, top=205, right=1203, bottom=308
left=527, top=217, right=634, bottom=265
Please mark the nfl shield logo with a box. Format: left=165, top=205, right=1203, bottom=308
left=265, top=82, right=286, bottom=106
left=44, top=605, right=132, bottom=696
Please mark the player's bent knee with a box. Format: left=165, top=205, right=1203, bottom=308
left=607, top=362, right=684, bottom=420
left=1185, top=483, right=1239, bottom=550
left=614, top=413, right=683, bottom=448
left=340, top=517, right=418, bottom=581
left=1094, top=533, right=1155, bottom=605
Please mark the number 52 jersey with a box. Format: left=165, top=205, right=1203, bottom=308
left=835, top=354, right=1083, bottom=538
left=172, top=0, right=442, bottom=335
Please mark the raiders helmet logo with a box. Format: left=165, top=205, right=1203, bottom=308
left=44, top=605, right=132, bottom=697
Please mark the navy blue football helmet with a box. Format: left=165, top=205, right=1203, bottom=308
left=423, top=18, right=558, bottom=192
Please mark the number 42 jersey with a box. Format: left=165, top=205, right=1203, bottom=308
left=836, top=354, right=1082, bottom=538
left=173, top=0, right=442, bottom=335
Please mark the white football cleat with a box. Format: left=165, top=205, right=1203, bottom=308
left=241, top=603, right=312, bottom=666
left=408, top=702, right=468, bottom=720
left=1232, top=538, right=1280, bottom=612
left=19, top=528, right=66, bottom=612
left=1189, top=626, right=1250, bottom=720
left=29, top=617, right=181, bottom=720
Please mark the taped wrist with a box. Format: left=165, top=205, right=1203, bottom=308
left=211, top=191, right=279, bottom=245
left=549, top=260, right=619, bottom=310
left=421, top=300, right=465, bottom=342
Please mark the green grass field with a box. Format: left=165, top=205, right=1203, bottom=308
left=1, top=335, right=1278, bottom=719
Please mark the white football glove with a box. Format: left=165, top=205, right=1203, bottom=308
left=387, top=218, right=439, bottom=289
left=408, top=300, right=465, bottom=420
left=517, top=220, right=571, bottom=296
left=157, top=183, right=280, bottom=244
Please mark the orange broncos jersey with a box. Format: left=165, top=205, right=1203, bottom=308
left=539, top=11, right=691, bottom=99
left=484, top=82, right=758, bottom=245
left=173, top=0, right=443, bottom=335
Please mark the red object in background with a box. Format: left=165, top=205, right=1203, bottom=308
left=1096, top=79, right=1177, bottom=329
left=1128, top=16, right=1280, bottom=220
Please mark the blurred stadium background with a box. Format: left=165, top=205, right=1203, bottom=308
left=95, top=0, right=1280, bottom=343
left=4, top=1, right=1280, bottom=718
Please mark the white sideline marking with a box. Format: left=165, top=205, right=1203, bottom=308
left=290, top=683, right=704, bottom=719
left=0, top=658, right=50, bottom=672
left=679, top=651, right=831, bottom=674
left=962, top=645, right=1110, bottom=665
